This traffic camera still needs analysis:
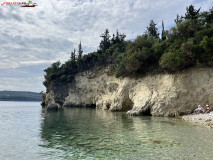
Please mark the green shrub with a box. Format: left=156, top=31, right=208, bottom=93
left=49, top=73, right=58, bottom=80
left=200, top=36, right=213, bottom=65
left=160, top=50, right=185, bottom=71
left=60, top=75, right=67, bottom=82
left=201, top=36, right=213, bottom=53
left=126, top=52, right=140, bottom=73
left=66, top=75, right=73, bottom=82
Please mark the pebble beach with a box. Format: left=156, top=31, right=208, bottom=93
left=182, top=112, right=213, bottom=128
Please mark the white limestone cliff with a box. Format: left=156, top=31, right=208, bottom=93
left=43, top=67, right=213, bottom=117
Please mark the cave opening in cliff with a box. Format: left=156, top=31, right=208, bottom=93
left=106, top=103, right=111, bottom=109
left=142, top=107, right=152, bottom=116
left=121, top=96, right=134, bottom=111
left=57, top=101, right=64, bottom=107
left=86, top=104, right=96, bottom=108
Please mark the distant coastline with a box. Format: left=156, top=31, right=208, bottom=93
left=0, top=99, right=41, bottom=102
left=0, top=91, right=42, bottom=102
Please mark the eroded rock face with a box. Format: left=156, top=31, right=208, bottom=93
left=43, top=82, right=69, bottom=109
left=43, top=67, right=213, bottom=117
left=47, top=103, right=60, bottom=111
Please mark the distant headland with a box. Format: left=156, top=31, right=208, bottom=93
left=0, top=91, right=42, bottom=102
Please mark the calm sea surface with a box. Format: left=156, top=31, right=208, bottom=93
left=0, top=101, right=213, bottom=160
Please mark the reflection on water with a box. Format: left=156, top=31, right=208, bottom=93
left=1, top=102, right=213, bottom=160
left=40, top=108, right=213, bottom=160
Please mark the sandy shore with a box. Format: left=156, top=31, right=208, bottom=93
left=182, top=112, right=213, bottom=128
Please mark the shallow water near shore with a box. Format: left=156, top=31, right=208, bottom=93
left=1, top=101, right=213, bottom=160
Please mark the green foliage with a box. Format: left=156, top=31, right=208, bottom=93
left=126, top=51, right=140, bottom=73
left=185, top=5, right=200, bottom=20
left=114, top=35, right=165, bottom=76
left=99, top=29, right=111, bottom=52
left=194, top=24, right=213, bottom=43
left=200, top=36, right=213, bottom=65
left=201, top=36, right=213, bottom=53
left=78, top=41, right=83, bottom=60
left=66, top=75, right=74, bottom=82
left=44, top=61, right=61, bottom=83
left=205, top=7, right=213, bottom=23
left=71, top=49, right=76, bottom=61
left=59, top=75, right=67, bottom=82
left=115, top=64, right=126, bottom=78
left=175, top=14, right=184, bottom=24
left=111, top=30, right=126, bottom=45
left=146, top=20, right=159, bottom=38
left=177, top=20, right=195, bottom=40
left=44, top=5, right=213, bottom=84
left=161, top=21, right=166, bottom=40
left=160, top=50, right=185, bottom=71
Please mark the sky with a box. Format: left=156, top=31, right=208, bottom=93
left=0, top=0, right=213, bottom=92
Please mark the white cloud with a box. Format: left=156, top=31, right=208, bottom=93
left=0, top=0, right=212, bottom=91
left=20, top=60, right=55, bottom=65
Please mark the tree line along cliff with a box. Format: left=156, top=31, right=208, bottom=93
left=43, top=5, right=213, bottom=87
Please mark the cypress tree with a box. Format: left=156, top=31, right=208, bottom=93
left=161, top=20, right=166, bottom=40
left=78, top=41, right=83, bottom=59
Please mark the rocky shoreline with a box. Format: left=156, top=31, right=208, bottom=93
left=43, top=67, right=213, bottom=117
left=182, top=112, right=213, bottom=128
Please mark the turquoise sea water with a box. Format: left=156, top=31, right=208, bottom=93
left=0, top=101, right=213, bottom=160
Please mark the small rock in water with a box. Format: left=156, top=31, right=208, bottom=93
left=47, top=103, right=59, bottom=111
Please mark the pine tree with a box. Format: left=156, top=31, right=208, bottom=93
left=147, top=20, right=159, bottom=38
left=111, top=30, right=126, bottom=44
left=175, top=14, right=183, bottom=24
left=115, top=30, right=120, bottom=43
left=71, top=49, right=76, bottom=61
left=78, top=41, right=83, bottom=59
left=99, top=29, right=111, bottom=52
left=185, top=5, right=201, bottom=20
left=116, top=30, right=126, bottom=43
left=111, top=34, right=116, bottom=44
